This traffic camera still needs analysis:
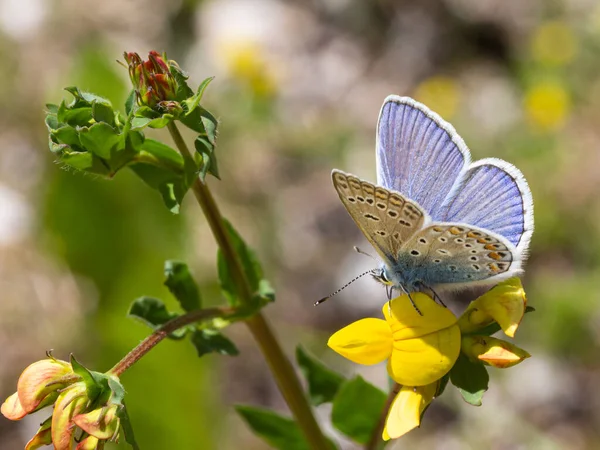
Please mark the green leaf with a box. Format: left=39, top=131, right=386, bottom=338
left=57, top=100, right=93, bottom=127
left=217, top=220, right=266, bottom=307
left=92, top=100, right=115, bottom=127
left=201, top=113, right=218, bottom=146
left=331, top=376, right=386, bottom=444
left=78, top=122, right=121, bottom=160
left=107, top=376, right=126, bottom=405
left=118, top=402, right=141, bottom=450
left=190, top=329, right=239, bottom=357
left=235, top=406, right=312, bottom=450
left=194, top=136, right=219, bottom=181
left=450, top=352, right=489, bottom=406
left=125, top=90, right=137, bottom=116
left=127, top=296, right=186, bottom=339
left=169, top=62, right=194, bottom=101
left=60, top=151, right=111, bottom=176
left=70, top=354, right=104, bottom=401
left=296, top=346, right=344, bottom=405
left=164, top=260, right=201, bottom=312
left=52, top=126, right=82, bottom=148
left=139, top=139, right=184, bottom=172
left=183, top=77, right=214, bottom=115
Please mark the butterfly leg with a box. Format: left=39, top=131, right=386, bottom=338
left=419, top=282, right=446, bottom=308
left=407, top=293, right=423, bottom=316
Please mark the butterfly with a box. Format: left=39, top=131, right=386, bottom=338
left=332, top=96, right=533, bottom=307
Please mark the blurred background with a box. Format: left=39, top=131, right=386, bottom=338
left=1, top=0, right=599, bottom=448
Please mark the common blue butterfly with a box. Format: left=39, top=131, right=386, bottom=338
left=332, top=96, right=534, bottom=304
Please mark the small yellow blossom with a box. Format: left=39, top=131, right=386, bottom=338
left=524, top=81, right=570, bottom=131
left=328, top=293, right=461, bottom=386
left=458, top=278, right=526, bottom=337
left=382, top=382, right=438, bottom=440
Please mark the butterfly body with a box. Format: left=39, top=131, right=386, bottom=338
left=333, top=96, right=533, bottom=296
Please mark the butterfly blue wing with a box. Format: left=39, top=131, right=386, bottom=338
left=439, top=158, right=534, bottom=255
left=376, top=96, right=471, bottom=218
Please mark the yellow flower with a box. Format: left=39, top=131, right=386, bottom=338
left=383, top=383, right=438, bottom=440
left=1, top=355, right=122, bottom=449
left=328, top=293, right=461, bottom=386
left=461, top=336, right=531, bottom=368
left=1, top=357, right=73, bottom=420
left=328, top=278, right=532, bottom=441
left=458, top=278, right=526, bottom=337
left=524, top=80, right=570, bottom=132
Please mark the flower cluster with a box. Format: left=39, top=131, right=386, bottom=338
left=328, top=278, right=530, bottom=440
left=1, top=355, right=123, bottom=450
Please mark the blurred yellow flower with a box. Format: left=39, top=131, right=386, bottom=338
left=414, top=76, right=460, bottom=119
left=524, top=81, right=570, bottom=131
left=220, top=41, right=277, bottom=98
left=531, top=21, right=577, bottom=66
left=328, top=293, right=461, bottom=386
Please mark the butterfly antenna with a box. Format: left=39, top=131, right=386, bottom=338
left=354, top=246, right=376, bottom=261
left=315, top=270, right=374, bottom=306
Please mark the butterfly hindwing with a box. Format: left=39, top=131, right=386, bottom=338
left=397, top=223, right=519, bottom=288
left=332, top=170, right=427, bottom=264
left=439, top=158, right=534, bottom=256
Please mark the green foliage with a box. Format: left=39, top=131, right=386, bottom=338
left=117, top=403, right=141, bottom=450
left=295, top=346, right=344, bottom=406
left=127, top=296, right=186, bottom=339
left=331, top=376, right=387, bottom=444
left=164, top=260, right=202, bottom=312
left=190, top=329, right=239, bottom=357
left=450, top=353, right=489, bottom=406
left=217, top=219, right=275, bottom=307
left=235, top=406, right=316, bottom=450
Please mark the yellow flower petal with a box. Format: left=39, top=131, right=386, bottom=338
left=458, top=278, right=526, bottom=337
left=327, top=318, right=392, bottom=365
left=383, top=383, right=437, bottom=440
left=383, top=293, right=458, bottom=340
left=387, top=323, right=461, bottom=385
left=25, top=419, right=52, bottom=450
left=1, top=392, right=27, bottom=420
left=16, top=358, right=72, bottom=413
left=51, top=383, right=88, bottom=450
left=73, top=404, right=120, bottom=440
left=462, top=336, right=531, bottom=368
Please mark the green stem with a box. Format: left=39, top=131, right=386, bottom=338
left=365, top=383, right=400, bottom=450
left=109, top=306, right=234, bottom=377
left=167, top=122, right=330, bottom=450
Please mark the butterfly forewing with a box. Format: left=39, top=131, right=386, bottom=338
left=398, top=223, right=518, bottom=286
left=332, top=170, right=427, bottom=264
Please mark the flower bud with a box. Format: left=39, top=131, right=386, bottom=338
left=76, top=436, right=104, bottom=450
left=16, top=358, right=73, bottom=413
left=124, top=51, right=178, bottom=107
left=461, top=335, right=531, bottom=368
left=51, top=382, right=89, bottom=450
left=25, top=418, right=52, bottom=450
left=73, top=404, right=120, bottom=440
